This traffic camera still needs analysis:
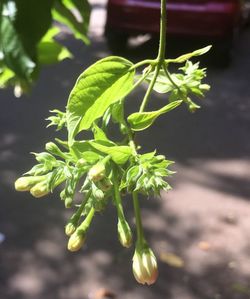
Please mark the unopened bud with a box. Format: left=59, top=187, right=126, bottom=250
left=93, top=188, right=104, bottom=200
left=15, top=176, right=42, bottom=191
left=200, top=83, right=210, bottom=91
left=65, top=197, right=73, bottom=208
left=65, top=222, right=76, bottom=236
left=88, top=163, right=106, bottom=182
left=118, top=219, right=133, bottom=248
left=67, top=231, right=85, bottom=252
left=132, top=247, right=158, bottom=285
left=30, top=181, right=49, bottom=198
left=45, top=142, right=65, bottom=158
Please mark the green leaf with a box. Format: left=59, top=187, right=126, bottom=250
left=90, top=140, right=132, bottom=165
left=0, top=2, right=35, bottom=80
left=166, top=45, right=212, bottom=64
left=52, top=0, right=90, bottom=45
left=37, top=27, right=72, bottom=65
left=128, top=100, right=182, bottom=131
left=66, top=56, right=135, bottom=144
left=111, top=100, right=125, bottom=123
left=0, top=0, right=53, bottom=86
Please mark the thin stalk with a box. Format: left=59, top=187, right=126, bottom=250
left=113, top=176, right=125, bottom=220
left=132, top=191, right=145, bottom=245
left=73, top=190, right=91, bottom=221
left=79, top=207, right=95, bottom=231
left=139, top=0, right=167, bottom=112
left=163, top=62, right=180, bottom=90
left=131, top=65, right=153, bottom=92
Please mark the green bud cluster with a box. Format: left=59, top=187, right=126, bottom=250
left=46, top=109, right=66, bottom=131
left=122, top=152, right=173, bottom=195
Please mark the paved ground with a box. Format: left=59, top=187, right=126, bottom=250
left=1, top=1, right=250, bottom=298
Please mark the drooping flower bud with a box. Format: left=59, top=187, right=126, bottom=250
left=67, top=231, right=85, bottom=252
left=65, top=222, right=76, bottom=236
left=88, top=163, right=106, bottom=182
left=132, top=246, right=158, bottom=285
left=65, top=197, right=73, bottom=208
left=118, top=219, right=133, bottom=248
left=45, top=142, right=66, bottom=159
left=30, top=181, right=49, bottom=198
left=15, top=176, right=43, bottom=192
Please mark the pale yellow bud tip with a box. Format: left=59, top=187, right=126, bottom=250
left=65, top=223, right=76, bottom=236
left=67, top=232, right=85, bottom=252
left=30, top=182, right=49, bottom=198
left=88, top=163, right=105, bottom=182
left=15, top=177, right=32, bottom=191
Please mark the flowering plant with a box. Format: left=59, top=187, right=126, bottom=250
left=15, top=0, right=210, bottom=284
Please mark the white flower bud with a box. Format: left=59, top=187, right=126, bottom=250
left=132, top=247, right=158, bottom=285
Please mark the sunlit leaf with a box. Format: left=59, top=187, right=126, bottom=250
left=128, top=100, right=182, bottom=131
left=90, top=140, right=132, bottom=165
left=52, top=0, right=90, bottom=44
left=66, top=56, right=135, bottom=144
left=38, top=27, right=72, bottom=65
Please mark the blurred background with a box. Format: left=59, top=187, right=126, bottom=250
left=1, top=0, right=250, bottom=298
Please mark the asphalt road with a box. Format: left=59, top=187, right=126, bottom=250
left=1, top=1, right=250, bottom=299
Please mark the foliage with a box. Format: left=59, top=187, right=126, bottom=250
left=0, top=0, right=90, bottom=95
left=14, top=0, right=211, bottom=285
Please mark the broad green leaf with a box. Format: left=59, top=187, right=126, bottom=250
left=52, top=0, right=90, bottom=45
left=66, top=56, right=135, bottom=144
left=128, top=100, right=182, bottom=131
left=70, top=140, right=101, bottom=160
left=166, top=46, right=212, bottom=64
left=90, top=140, right=132, bottom=165
left=38, top=27, right=72, bottom=65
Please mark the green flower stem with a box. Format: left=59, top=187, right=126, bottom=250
left=157, top=0, right=167, bottom=63
left=78, top=206, right=95, bottom=231
left=163, top=62, right=180, bottom=90
left=139, top=66, right=160, bottom=112
left=70, top=190, right=91, bottom=223
left=113, top=175, right=126, bottom=221
left=139, top=0, right=167, bottom=112
left=130, top=65, right=153, bottom=93
left=132, top=191, right=145, bottom=246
